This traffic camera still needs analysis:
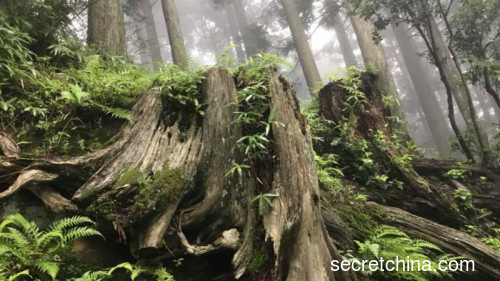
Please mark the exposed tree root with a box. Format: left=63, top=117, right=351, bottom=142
left=0, top=169, right=57, bottom=199
left=27, top=185, right=78, bottom=213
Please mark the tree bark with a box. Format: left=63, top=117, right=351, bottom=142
left=87, top=0, right=126, bottom=55
left=348, top=14, right=411, bottom=139
left=280, top=0, right=323, bottom=90
left=391, top=23, right=451, bottom=157
left=160, top=0, right=189, bottom=67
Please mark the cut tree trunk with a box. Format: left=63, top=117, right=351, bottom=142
left=0, top=68, right=355, bottom=281
left=317, top=73, right=462, bottom=225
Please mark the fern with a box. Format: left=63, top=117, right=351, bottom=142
left=354, top=225, right=459, bottom=281
left=0, top=214, right=102, bottom=280
left=75, top=263, right=175, bottom=281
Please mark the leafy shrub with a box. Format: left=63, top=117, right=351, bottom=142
left=0, top=0, right=71, bottom=55
left=0, top=214, right=102, bottom=280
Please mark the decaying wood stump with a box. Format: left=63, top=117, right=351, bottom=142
left=0, top=68, right=353, bottom=281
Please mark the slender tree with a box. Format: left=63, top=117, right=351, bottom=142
left=139, top=0, right=163, bottom=67
left=231, top=0, right=255, bottom=56
left=280, top=0, right=323, bottom=90
left=87, top=0, right=126, bottom=55
left=347, top=11, right=411, bottom=138
left=322, top=2, right=358, bottom=67
left=224, top=4, right=246, bottom=62
left=391, top=24, right=451, bottom=157
left=160, top=0, right=189, bottom=67
left=427, top=18, right=491, bottom=164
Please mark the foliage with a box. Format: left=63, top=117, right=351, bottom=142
left=481, top=228, right=500, bottom=251
left=156, top=65, right=205, bottom=122
left=0, top=11, right=155, bottom=156
left=450, top=0, right=499, bottom=89
left=446, top=169, right=467, bottom=180
left=73, top=262, right=174, bottom=281
left=0, top=214, right=102, bottom=281
left=354, top=225, right=458, bottom=281
left=453, top=189, right=474, bottom=211
left=0, top=0, right=72, bottom=55
left=315, top=154, right=343, bottom=194
left=252, top=192, right=279, bottom=215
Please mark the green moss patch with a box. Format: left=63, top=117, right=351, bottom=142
left=132, top=166, right=184, bottom=220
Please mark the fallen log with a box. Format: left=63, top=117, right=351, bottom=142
left=365, top=201, right=500, bottom=279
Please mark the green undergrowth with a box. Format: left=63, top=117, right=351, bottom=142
left=349, top=226, right=461, bottom=281
left=0, top=9, right=208, bottom=157
left=0, top=214, right=102, bottom=281
left=0, top=214, right=175, bottom=281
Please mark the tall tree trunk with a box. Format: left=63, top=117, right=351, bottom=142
left=160, top=0, right=189, bottom=67
left=280, top=0, right=323, bottom=90
left=224, top=4, right=246, bottom=62
left=331, top=5, right=358, bottom=67
left=348, top=14, right=411, bottom=139
left=134, top=18, right=151, bottom=65
left=383, top=30, right=434, bottom=151
left=392, top=24, right=451, bottom=157
left=87, top=0, right=126, bottom=55
left=139, top=0, right=163, bottom=67
left=231, top=0, right=255, bottom=57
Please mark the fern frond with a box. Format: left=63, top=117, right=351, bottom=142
left=73, top=271, right=108, bottom=281
left=0, top=214, right=40, bottom=240
left=63, top=227, right=102, bottom=243
left=37, top=230, right=64, bottom=251
left=155, top=268, right=175, bottom=281
left=374, top=226, right=408, bottom=239
left=35, top=261, right=59, bottom=280
left=7, top=270, right=31, bottom=281
left=414, top=239, right=442, bottom=253
left=0, top=228, right=30, bottom=248
left=49, top=216, right=94, bottom=232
